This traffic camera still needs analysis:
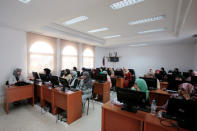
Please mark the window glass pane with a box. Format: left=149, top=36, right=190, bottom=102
left=30, top=54, right=54, bottom=73
left=83, top=48, right=94, bottom=57
left=62, top=56, right=78, bottom=69
left=30, top=41, right=54, bottom=54
left=62, top=46, right=78, bottom=55
left=83, top=57, right=93, bottom=68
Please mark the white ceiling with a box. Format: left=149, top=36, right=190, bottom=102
left=0, top=0, right=196, bottom=47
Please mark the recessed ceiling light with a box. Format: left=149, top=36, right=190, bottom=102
left=104, top=35, right=121, bottom=39
left=18, top=0, right=31, bottom=4
left=63, top=16, right=88, bottom=25
left=110, top=0, right=144, bottom=10
left=129, top=15, right=166, bottom=25
left=88, top=27, right=109, bottom=33
left=138, top=28, right=166, bottom=34
left=129, top=43, right=148, bottom=47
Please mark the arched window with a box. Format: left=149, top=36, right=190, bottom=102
left=29, top=41, right=54, bottom=73
left=83, top=48, right=94, bottom=68
left=61, top=45, right=78, bottom=69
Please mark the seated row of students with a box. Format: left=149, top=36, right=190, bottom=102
left=145, top=67, right=197, bottom=82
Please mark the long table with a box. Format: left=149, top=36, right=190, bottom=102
left=102, top=102, right=189, bottom=131
left=36, top=84, right=82, bottom=124
left=4, top=84, right=34, bottom=114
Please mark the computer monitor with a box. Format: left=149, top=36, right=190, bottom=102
left=32, top=72, right=39, bottom=80
left=50, top=76, right=59, bottom=88
left=59, top=77, right=69, bottom=91
left=183, top=72, right=190, bottom=79
left=164, top=98, right=197, bottom=130
left=39, top=73, right=48, bottom=82
left=167, top=80, right=183, bottom=91
left=95, top=74, right=107, bottom=83
left=191, top=76, right=197, bottom=85
left=115, top=71, right=124, bottom=78
left=140, top=77, right=157, bottom=90
left=116, top=87, right=147, bottom=113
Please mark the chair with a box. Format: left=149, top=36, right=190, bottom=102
left=82, top=89, right=94, bottom=115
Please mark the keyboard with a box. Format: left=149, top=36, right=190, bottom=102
left=138, top=107, right=151, bottom=113
left=166, top=90, right=178, bottom=93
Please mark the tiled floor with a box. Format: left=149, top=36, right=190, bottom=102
left=0, top=100, right=102, bottom=131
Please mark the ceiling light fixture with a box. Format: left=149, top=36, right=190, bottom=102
left=129, top=43, right=148, bottom=47
left=110, top=0, right=144, bottom=10
left=63, top=16, right=88, bottom=25
left=129, top=15, right=165, bottom=25
left=104, top=35, right=121, bottom=39
left=88, top=27, right=109, bottom=33
left=138, top=28, right=166, bottom=34
left=18, top=0, right=31, bottom=4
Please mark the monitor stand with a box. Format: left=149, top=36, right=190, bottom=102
left=121, top=105, right=138, bottom=113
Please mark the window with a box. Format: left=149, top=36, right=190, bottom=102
left=83, top=47, right=94, bottom=68
left=27, top=32, right=57, bottom=75
left=61, top=45, right=78, bottom=69
left=29, top=42, right=54, bottom=73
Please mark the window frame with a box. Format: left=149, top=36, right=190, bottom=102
left=27, top=33, right=57, bottom=75
left=82, top=45, right=95, bottom=69
left=60, top=39, right=79, bottom=70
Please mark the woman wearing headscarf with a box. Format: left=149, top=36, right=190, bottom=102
left=62, top=69, right=72, bottom=82
left=102, top=71, right=112, bottom=88
left=131, top=78, right=149, bottom=100
left=8, top=68, right=28, bottom=85
left=78, top=72, right=93, bottom=108
left=123, top=68, right=132, bottom=88
left=158, top=83, right=195, bottom=110
left=69, top=71, right=79, bottom=89
left=44, top=68, right=52, bottom=81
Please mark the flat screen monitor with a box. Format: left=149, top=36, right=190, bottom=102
left=115, top=71, right=124, bottom=78
left=117, top=87, right=147, bottom=112
left=191, top=76, right=197, bottom=84
left=59, top=77, right=69, bottom=91
left=95, top=74, right=107, bottom=83
left=140, top=77, right=157, bottom=90
left=32, top=72, right=39, bottom=80
left=50, top=76, right=59, bottom=88
left=39, top=73, right=48, bottom=82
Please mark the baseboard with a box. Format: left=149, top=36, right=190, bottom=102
left=0, top=95, right=4, bottom=105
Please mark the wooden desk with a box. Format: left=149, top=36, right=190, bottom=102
left=40, top=85, right=55, bottom=114
left=102, top=102, right=189, bottom=131
left=149, top=89, right=170, bottom=106
left=93, top=81, right=110, bottom=103
left=102, top=102, right=146, bottom=131
left=4, top=84, right=34, bottom=114
left=53, top=88, right=82, bottom=124
left=160, top=82, right=168, bottom=89
left=116, top=77, right=125, bottom=88
left=144, top=114, right=189, bottom=131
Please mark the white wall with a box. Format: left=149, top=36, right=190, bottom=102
left=0, top=26, right=27, bottom=97
left=194, top=43, right=197, bottom=70
left=106, top=41, right=195, bottom=77
left=95, top=47, right=107, bottom=68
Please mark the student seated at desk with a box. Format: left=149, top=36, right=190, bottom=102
left=144, top=68, right=155, bottom=78
left=123, top=68, right=132, bottom=88
left=44, top=68, right=52, bottom=81
left=62, top=69, right=72, bottom=82
left=131, top=78, right=149, bottom=100
left=102, top=71, right=112, bottom=88
left=78, top=72, right=93, bottom=108
left=69, top=71, right=78, bottom=88
left=158, top=83, right=195, bottom=110
left=8, top=68, right=30, bottom=85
